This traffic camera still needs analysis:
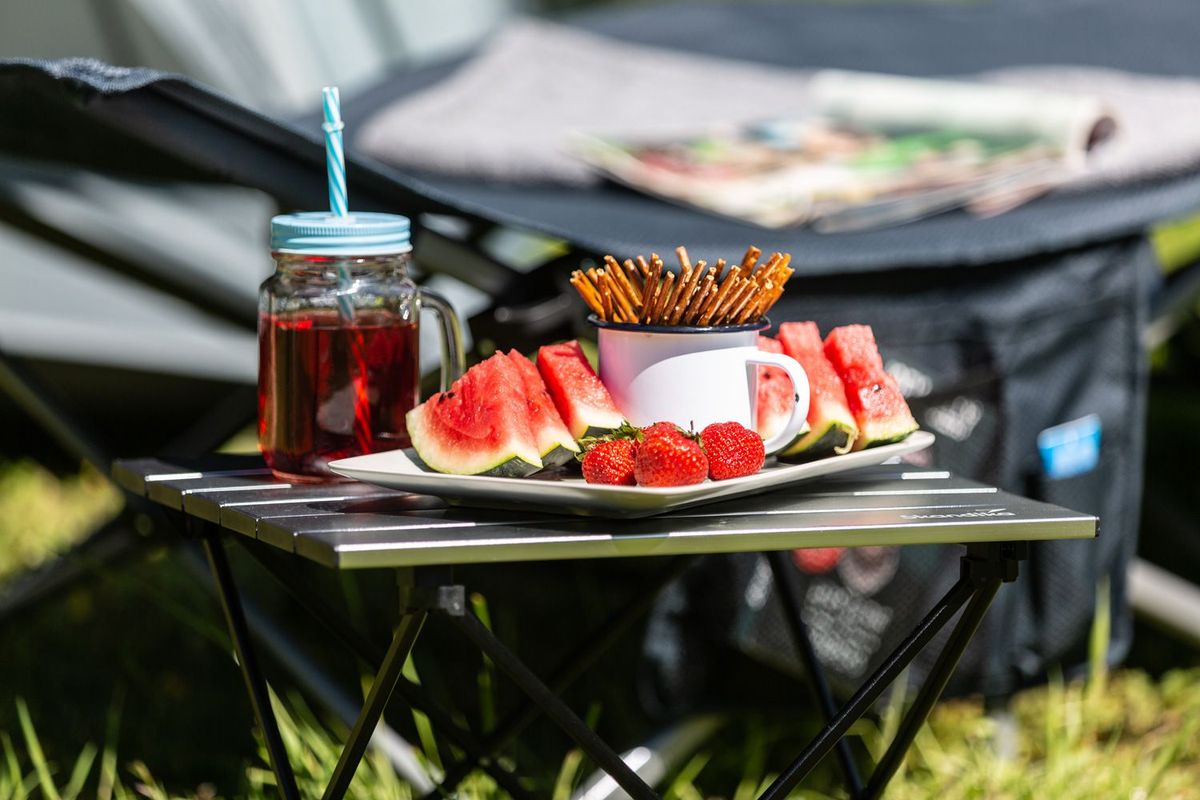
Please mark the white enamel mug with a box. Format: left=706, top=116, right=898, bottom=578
left=593, top=317, right=809, bottom=454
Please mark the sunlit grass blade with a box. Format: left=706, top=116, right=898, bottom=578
left=401, top=657, right=443, bottom=773
left=1087, top=575, right=1111, bottom=704
left=3, top=730, right=33, bottom=800
left=664, top=751, right=710, bottom=800
left=98, top=695, right=122, bottom=800
left=60, top=742, right=96, bottom=800
left=15, top=699, right=60, bottom=800
left=550, top=748, right=584, bottom=800
left=470, top=593, right=498, bottom=735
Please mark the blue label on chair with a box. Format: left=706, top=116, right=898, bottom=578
left=1038, top=414, right=1101, bottom=480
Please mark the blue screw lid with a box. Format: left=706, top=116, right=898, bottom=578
left=270, top=211, right=411, bottom=256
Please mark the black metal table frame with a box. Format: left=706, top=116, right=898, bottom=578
left=192, top=514, right=1026, bottom=800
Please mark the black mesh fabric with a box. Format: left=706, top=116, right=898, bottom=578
left=643, top=236, right=1152, bottom=705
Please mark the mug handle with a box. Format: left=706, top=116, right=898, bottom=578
left=418, top=287, right=466, bottom=392
left=745, top=352, right=810, bottom=455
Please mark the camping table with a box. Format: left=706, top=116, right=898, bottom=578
left=112, top=456, right=1095, bottom=800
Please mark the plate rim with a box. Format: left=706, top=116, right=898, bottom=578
left=329, top=430, right=935, bottom=515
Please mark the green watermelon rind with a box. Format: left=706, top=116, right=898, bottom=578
left=406, top=409, right=543, bottom=477
left=538, top=444, right=578, bottom=469
left=779, top=418, right=857, bottom=460
left=855, top=418, right=920, bottom=450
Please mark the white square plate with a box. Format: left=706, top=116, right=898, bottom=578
left=329, top=431, right=935, bottom=518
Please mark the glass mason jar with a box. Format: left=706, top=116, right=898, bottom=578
left=259, top=212, right=463, bottom=481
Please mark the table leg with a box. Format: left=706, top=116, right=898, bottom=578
left=202, top=530, right=301, bottom=800
left=447, top=609, right=661, bottom=800
left=861, top=578, right=1001, bottom=799
left=239, top=541, right=535, bottom=800
left=322, top=610, right=427, bottom=800
left=430, top=555, right=700, bottom=798
left=756, top=576, right=976, bottom=800
left=757, top=542, right=1024, bottom=800
left=767, top=550, right=864, bottom=796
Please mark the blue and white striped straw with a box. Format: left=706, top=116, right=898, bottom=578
left=322, top=86, right=349, bottom=217
left=321, top=86, right=355, bottom=322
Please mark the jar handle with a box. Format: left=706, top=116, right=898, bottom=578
left=418, top=287, right=466, bottom=392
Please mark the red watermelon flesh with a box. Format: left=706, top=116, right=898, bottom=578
left=505, top=350, right=580, bottom=467
left=755, top=336, right=804, bottom=444
left=823, top=325, right=918, bottom=449
left=537, top=341, right=624, bottom=440
left=405, top=352, right=543, bottom=476
left=777, top=322, right=859, bottom=458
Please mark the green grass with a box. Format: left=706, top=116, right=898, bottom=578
left=0, top=460, right=122, bottom=580
left=4, top=666, right=1200, bottom=799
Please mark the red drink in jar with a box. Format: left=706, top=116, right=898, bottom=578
left=260, top=213, right=462, bottom=481
left=258, top=310, right=419, bottom=479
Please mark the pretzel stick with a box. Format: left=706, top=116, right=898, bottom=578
left=604, top=270, right=638, bottom=322
left=756, top=284, right=786, bottom=320
left=570, top=273, right=604, bottom=317
left=605, top=256, right=641, bottom=309
left=699, top=267, right=743, bottom=325
left=679, top=261, right=710, bottom=321
left=586, top=267, right=603, bottom=294
left=603, top=255, right=628, bottom=292
left=650, top=271, right=676, bottom=325
left=721, top=280, right=759, bottom=325
left=682, top=274, right=714, bottom=324
left=755, top=252, right=782, bottom=287
left=696, top=279, right=728, bottom=325
left=671, top=260, right=705, bottom=325
left=641, top=255, right=665, bottom=323
left=721, top=278, right=760, bottom=324
left=599, top=280, right=613, bottom=321
left=622, top=259, right=644, bottom=297
left=760, top=263, right=792, bottom=314
left=759, top=266, right=793, bottom=317
left=664, top=265, right=692, bottom=325
left=737, top=280, right=772, bottom=324
left=760, top=284, right=787, bottom=319
left=675, top=245, right=693, bottom=273
left=705, top=277, right=744, bottom=323
left=739, top=246, right=761, bottom=272
left=636, top=255, right=653, bottom=280
left=713, top=256, right=729, bottom=284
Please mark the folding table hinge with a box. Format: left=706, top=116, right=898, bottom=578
left=398, top=566, right=466, bottom=615
left=961, top=541, right=1028, bottom=584
left=401, top=585, right=466, bottom=615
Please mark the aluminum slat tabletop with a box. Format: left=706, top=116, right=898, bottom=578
left=113, top=455, right=1097, bottom=569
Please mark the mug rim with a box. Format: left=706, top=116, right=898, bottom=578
left=588, top=315, right=770, bottom=335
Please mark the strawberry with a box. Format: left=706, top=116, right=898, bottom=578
left=699, top=422, right=765, bottom=480
left=580, top=439, right=638, bottom=485
left=634, top=430, right=708, bottom=487
left=642, top=421, right=685, bottom=438
left=792, top=547, right=845, bottom=575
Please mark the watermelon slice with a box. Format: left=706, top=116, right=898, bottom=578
left=537, top=341, right=624, bottom=440
left=755, top=336, right=806, bottom=445
left=777, top=322, right=859, bottom=458
left=823, top=325, right=919, bottom=449
left=406, top=352, right=543, bottom=476
left=505, top=350, right=580, bottom=467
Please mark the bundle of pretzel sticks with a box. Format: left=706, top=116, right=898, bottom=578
left=570, top=245, right=793, bottom=327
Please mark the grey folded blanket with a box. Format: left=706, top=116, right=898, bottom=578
left=357, top=19, right=1200, bottom=191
